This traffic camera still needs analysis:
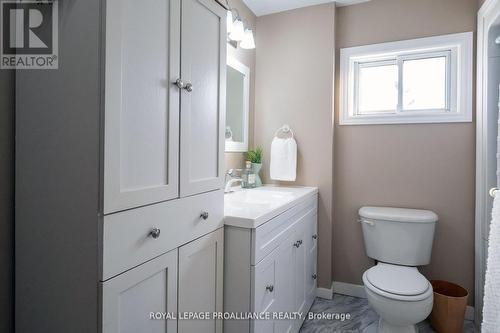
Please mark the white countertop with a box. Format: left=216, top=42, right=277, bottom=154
left=224, top=185, right=318, bottom=229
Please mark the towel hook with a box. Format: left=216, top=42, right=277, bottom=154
left=274, top=124, right=294, bottom=139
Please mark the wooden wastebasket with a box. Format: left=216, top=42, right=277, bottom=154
left=430, top=280, right=469, bottom=333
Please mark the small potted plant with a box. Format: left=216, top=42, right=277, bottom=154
left=246, top=147, right=263, bottom=187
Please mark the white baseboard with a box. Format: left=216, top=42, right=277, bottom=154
left=333, top=281, right=367, bottom=298
left=326, top=281, right=475, bottom=322
left=316, top=283, right=334, bottom=299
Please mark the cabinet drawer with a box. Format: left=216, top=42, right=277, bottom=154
left=252, top=194, right=317, bottom=265
left=102, top=190, right=223, bottom=280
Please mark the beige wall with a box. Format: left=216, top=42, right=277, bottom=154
left=254, top=4, right=335, bottom=288
left=334, top=0, right=477, bottom=303
left=224, top=0, right=257, bottom=170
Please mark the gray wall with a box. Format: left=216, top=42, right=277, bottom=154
left=0, top=68, right=14, bottom=333
left=224, top=0, right=257, bottom=170
left=15, top=0, right=102, bottom=331
left=254, top=3, right=335, bottom=288
left=333, top=0, right=478, bottom=304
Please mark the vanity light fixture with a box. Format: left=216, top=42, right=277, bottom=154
left=229, top=18, right=245, bottom=41
left=240, top=29, right=255, bottom=49
left=225, top=0, right=255, bottom=49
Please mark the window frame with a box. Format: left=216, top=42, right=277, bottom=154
left=340, top=32, right=473, bottom=125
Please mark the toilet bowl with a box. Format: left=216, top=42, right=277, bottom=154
left=362, top=263, right=433, bottom=333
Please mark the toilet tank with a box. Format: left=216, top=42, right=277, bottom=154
left=359, top=207, right=438, bottom=266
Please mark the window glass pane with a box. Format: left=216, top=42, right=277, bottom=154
left=358, top=64, right=398, bottom=114
left=402, top=56, right=447, bottom=111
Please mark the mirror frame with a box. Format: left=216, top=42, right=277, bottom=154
left=225, top=55, right=250, bottom=152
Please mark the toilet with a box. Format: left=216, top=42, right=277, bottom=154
left=359, top=206, right=438, bottom=333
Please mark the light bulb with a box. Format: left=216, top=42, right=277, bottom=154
left=228, top=19, right=244, bottom=41
left=226, top=11, right=233, bottom=34
left=240, top=29, right=255, bottom=49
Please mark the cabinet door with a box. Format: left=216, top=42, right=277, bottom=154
left=252, top=248, right=278, bottom=333
left=178, top=228, right=224, bottom=333
left=179, top=0, right=226, bottom=197
left=104, top=0, right=180, bottom=214
left=304, top=213, right=318, bottom=310
left=102, top=249, right=178, bottom=333
left=293, top=221, right=307, bottom=322
left=275, top=232, right=296, bottom=333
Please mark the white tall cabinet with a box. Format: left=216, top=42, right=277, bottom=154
left=15, top=0, right=227, bottom=332
left=104, top=0, right=225, bottom=213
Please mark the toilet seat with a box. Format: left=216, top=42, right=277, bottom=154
left=363, top=263, right=432, bottom=302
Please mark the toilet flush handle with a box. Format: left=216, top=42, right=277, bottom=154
left=358, top=218, right=375, bottom=226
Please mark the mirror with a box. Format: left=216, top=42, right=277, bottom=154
left=225, top=56, right=250, bottom=152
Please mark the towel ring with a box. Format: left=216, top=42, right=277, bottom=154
left=274, top=124, right=294, bottom=139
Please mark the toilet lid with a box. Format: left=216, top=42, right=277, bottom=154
left=366, top=263, right=430, bottom=296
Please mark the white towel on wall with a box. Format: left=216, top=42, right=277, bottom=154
left=270, top=137, right=297, bottom=181
left=482, top=190, right=500, bottom=332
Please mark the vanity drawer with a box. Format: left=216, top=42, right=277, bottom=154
left=252, top=194, right=317, bottom=265
left=102, top=190, right=223, bottom=280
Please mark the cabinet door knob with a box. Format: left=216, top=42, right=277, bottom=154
left=174, top=78, right=184, bottom=89
left=200, top=212, right=209, bottom=220
left=312, top=274, right=317, bottom=280
left=184, top=82, right=193, bottom=92
left=149, top=228, right=161, bottom=239
left=266, top=285, right=274, bottom=292
left=174, top=78, right=193, bottom=92
left=312, top=234, right=318, bottom=240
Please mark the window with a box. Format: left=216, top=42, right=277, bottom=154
left=340, top=32, right=473, bottom=125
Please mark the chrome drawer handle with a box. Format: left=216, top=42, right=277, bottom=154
left=149, top=228, right=161, bottom=239
left=266, top=285, right=274, bottom=292
left=312, top=274, right=317, bottom=280
left=312, top=234, right=318, bottom=240
left=200, top=212, right=209, bottom=220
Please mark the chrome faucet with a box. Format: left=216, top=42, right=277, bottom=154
left=225, top=169, right=242, bottom=193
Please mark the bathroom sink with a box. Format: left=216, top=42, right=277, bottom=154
left=224, top=185, right=318, bottom=228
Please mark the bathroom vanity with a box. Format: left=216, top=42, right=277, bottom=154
left=224, top=186, right=318, bottom=333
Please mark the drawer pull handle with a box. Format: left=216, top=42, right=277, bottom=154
left=312, top=234, right=318, bottom=240
left=265, top=285, right=274, bottom=292
left=149, top=228, right=161, bottom=239
left=200, top=212, right=209, bottom=220
left=312, top=274, right=317, bottom=280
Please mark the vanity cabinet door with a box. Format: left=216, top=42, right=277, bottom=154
left=304, top=213, right=318, bottom=311
left=252, top=248, right=278, bottom=333
left=275, top=232, right=296, bottom=333
left=179, top=0, right=226, bottom=197
left=293, top=221, right=308, bottom=322
left=102, top=249, right=178, bottom=333
left=178, top=228, right=224, bottom=333
left=104, top=0, right=180, bottom=214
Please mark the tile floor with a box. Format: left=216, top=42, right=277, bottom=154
left=299, top=294, right=476, bottom=333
